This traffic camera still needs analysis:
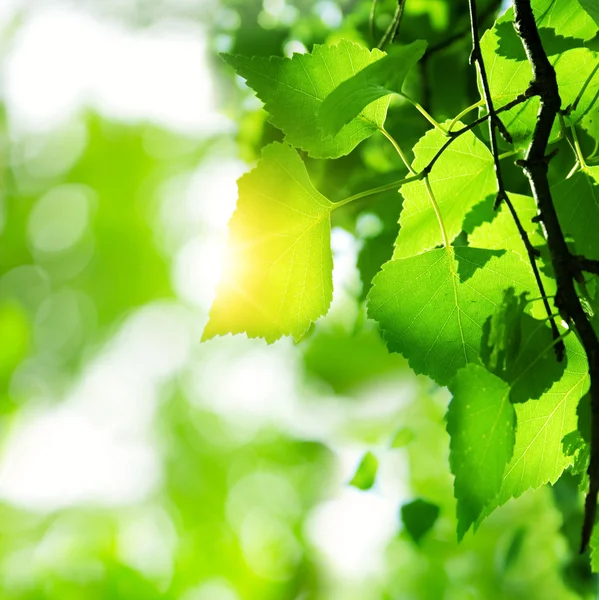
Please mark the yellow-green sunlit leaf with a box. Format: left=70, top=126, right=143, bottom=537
left=203, top=143, right=334, bottom=343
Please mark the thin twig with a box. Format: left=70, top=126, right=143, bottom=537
left=421, top=91, right=533, bottom=177
left=468, top=0, right=563, bottom=360
left=377, top=0, right=406, bottom=49
left=369, top=0, right=378, bottom=41
left=422, top=0, right=503, bottom=60
left=335, top=93, right=534, bottom=214
left=512, top=0, right=599, bottom=553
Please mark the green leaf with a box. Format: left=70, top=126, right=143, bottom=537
left=400, top=499, right=440, bottom=544
left=581, top=108, right=599, bottom=148
left=554, top=167, right=599, bottom=260
left=394, top=123, right=496, bottom=258
left=319, top=40, right=427, bottom=136
left=223, top=40, right=390, bottom=158
left=578, top=0, right=599, bottom=27
left=480, top=288, right=566, bottom=404
left=535, top=0, right=598, bottom=40
left=349, top=451, right=378, bottom=490
left=367, top=247, right=536, bottom=385
left=447, top=364, right=515, bottom=539
left=561, top=430, right=589, bottom=479
left=203, top=142, right=333, bottom=343
left=481, top=10, right=599, bottom=145
left=467, top=193, right=545, bottom=260
left=480, top=289, right=527, bottom=378
left=481, top=334, right=589, bottom=521
left=591, top=524, right=599, bottom=572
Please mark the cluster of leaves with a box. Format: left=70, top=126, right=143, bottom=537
left=204, top=0, right=599, bottom=564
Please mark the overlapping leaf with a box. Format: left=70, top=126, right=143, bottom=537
left=223, top=41, right=390, bottom=158
left=319, top=40, right=427, bottom=136
left=579, top=0, right=599, bottom=27
left=448, top=364, right=515, bottom=539
left=448, top=288, right=568, bottom=537
left=479, top=334, right=588, bottom=522
left=394, top=123, right=496, bottom=258
left=203, top=142, right=334, bottom=343
left=535, top=0, right=598, bottom=40
left=481, top=9, right=599, bottom=145
left=468, top=193, right=545, bottom=260
left=367, top=247, right=536, bottom=385
left=553, top=167, right=599, bottom=260
left=481, top=292, right=566, bottom=404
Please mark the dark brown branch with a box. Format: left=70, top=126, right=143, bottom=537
left=422, top=0, right=503, bottom=60
left=577, top=256, right=599, bottom=276
left=418, top=0, right=502, bottom=116
left=421, top=91, right=533, bottom=177
left=468, top=0, right=564, bottom=361
left=512, top=0, right=599, bottom=553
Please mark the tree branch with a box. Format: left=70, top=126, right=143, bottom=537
left=577, top=256, right=599, bottom=276
left=421, top=91, right=533, bottom=177
left=467, top=0, right=564, bottom=361
left=512, top=0, right=599, bottom=552
left=422, top=0, right=503, bottom=60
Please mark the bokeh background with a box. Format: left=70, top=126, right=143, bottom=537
left=0, top=0, right=597, bottom=598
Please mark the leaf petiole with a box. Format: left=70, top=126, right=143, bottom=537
left=399, top=93, right=448, bottom=134
left=424, top=176, right=450, bottom=248
left=498, top=149, right=521, bottom=161
left=332, top=173, right=423, bottom=210
left=447, top=99, right=485, bottom=133
left=570, top=122, right=588, bottom=171
left=379, top=126, right=415, bottom=173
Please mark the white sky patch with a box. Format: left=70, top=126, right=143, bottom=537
left=4, top=6, right=232, bottom=135
left=157, top=153, right=244, bottom=308
left=305, top=486, right=398, bottom=581
left=173, top=234, right=224, bottom=309
left=0, top=302, right=195, bottom=511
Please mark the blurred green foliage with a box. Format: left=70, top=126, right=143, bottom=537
left=0, top=0, right=597, bottom=598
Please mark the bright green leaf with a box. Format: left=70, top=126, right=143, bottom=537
left=481, top=288, right=566, bottom=404
left=535, top=0, right=598, bottom=40
left=203, top=142, right=333, bottom=343
left=223, top=40, right=390, bottom=158
left=554, top=167, right=599, bottom=260
left=481, top=289, right=527, bottom=378
left=349, top=451, right=378, bottom=490
left=319, top=40, right=427, bottom=136
left=467, top=193, right=545, bottom=260
left=480, top=334, right=589, bottom=521
left=578, top=0, right=599, bottom=27
left=592, top=525, right=599, bottom=572
left=401, top=499, right=440, bottom=544
left=367, top=247, right=536, bottom=385
left=481, top=10, right=599, bottom=145
left=447, top=364, right=515, bottom=539
left=394, top=123, right=495, bottom=258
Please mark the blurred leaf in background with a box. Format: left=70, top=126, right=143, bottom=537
left=0, top=1, right=596, bottom=599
